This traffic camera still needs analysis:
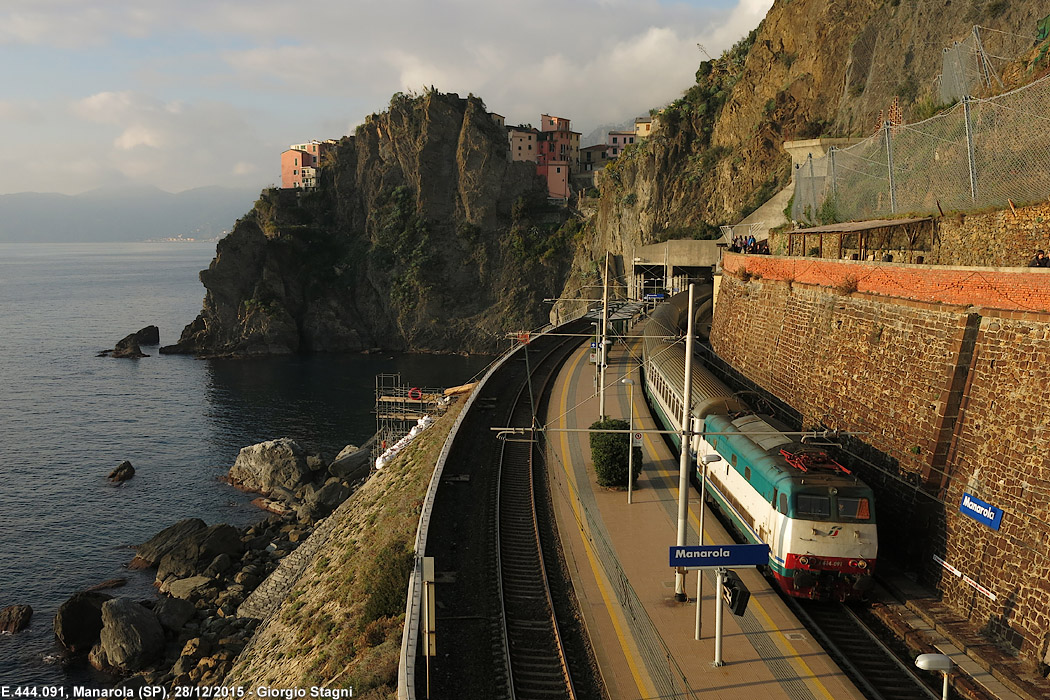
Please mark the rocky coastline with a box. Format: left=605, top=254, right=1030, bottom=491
left=45, top=435, right=376, bottom=688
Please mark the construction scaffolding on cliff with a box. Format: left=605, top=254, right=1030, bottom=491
left=373, top=373, right=447, bottom=465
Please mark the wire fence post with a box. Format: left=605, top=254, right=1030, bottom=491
left=963, top=95, right=978, bottom=201
left=829, top=147, right=837, bottom=199
left=884, top=121, right=897, bottom=214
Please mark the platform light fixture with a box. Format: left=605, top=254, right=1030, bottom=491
left=914, top=653, right=952, bottom=700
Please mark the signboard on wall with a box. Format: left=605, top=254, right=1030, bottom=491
left=959, top=492, right=1003, bottom=530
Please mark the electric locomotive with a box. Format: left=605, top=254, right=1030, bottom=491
left=641, top=290, right=877, bottom=600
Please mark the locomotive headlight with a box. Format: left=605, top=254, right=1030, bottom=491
left=799, top=556, right=810, bottom=566
left=829, top=487, right=838, bottom=495
left=857, top=560, right=868, bottom=569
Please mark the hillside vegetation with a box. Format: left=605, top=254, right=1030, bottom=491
left=225, top=401, right=464, bottom=695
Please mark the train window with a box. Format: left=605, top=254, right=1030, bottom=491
left=797, top=494, right=831, bottom=519
left=771, top=488, right=778, bottom=507
left=779, top=493, right=789, bottom=514
left=730, top=454, right=737, bottom=466
left=838, top=497, right=871, bottom=520
left=744, top=466, right=751, bottom=481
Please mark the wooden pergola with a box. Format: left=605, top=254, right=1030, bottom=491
left=786, top=217, right=934, bottom=261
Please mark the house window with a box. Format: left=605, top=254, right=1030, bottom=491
left=629, top=137, right=634, bottom=143
left=613, top=137, right=618, bottom=144
left=556, top=167, right=561, bottom=173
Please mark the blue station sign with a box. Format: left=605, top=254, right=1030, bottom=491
left=669, top=544, right=770, bottom=569
left=959, top=492, right=1004, bottom=530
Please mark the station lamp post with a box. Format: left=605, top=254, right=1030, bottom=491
left=622, top=378, right=635, bottom=504
left=915, top=653, right=953, bottom=700
left=695, top=452, right=722, bottom=640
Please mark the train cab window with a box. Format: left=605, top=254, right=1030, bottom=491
left=838, top=497, right=871, bottom=520
left=797, top=494, right=831, bottom=520
left=779, top=493, right=789, bottom=514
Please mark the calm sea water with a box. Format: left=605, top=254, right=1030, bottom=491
left=0, top=241, right=494, bottom=686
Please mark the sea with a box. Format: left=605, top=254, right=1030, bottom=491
left=0, top=241, right=495, bottom=687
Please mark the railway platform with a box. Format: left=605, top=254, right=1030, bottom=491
left=543, top=327, right=1050, bottom=700
left=544, top=335, right=864, bottom=700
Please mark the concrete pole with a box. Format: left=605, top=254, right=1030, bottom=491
left=713, top=568, right=726, bottom=667
left=625, top=379, right=635, bottom=504
left=674, top=283, right=696, bottom=602
left=695, top=458, right=707, bottom=639
left=599, top=252, right=610, bottom=418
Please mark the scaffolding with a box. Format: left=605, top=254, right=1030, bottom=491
left=373, top=373, right=447, bottom=466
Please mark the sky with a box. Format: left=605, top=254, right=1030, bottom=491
left=0, top=0, right=772, bottom=196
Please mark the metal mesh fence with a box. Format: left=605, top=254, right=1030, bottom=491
left=792, top=73, right=1050, bottom=225
left=942, top=26, right=1041, bottom=103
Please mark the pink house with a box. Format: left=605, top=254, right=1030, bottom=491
left=280, top=139, right=336, bottom=189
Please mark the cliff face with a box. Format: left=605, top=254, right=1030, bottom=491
left=165, top=92, right=573, bottom=356
left=558, top=0, right=1050, bottom=314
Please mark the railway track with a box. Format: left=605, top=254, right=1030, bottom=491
left=496, top=334, right=582, bottom=699
left=789, top=600, right=942, bottom=700
left=419, top=323, right=593, bottom=699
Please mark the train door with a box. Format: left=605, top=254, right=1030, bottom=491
left=764, top=488, right=784, bottom=559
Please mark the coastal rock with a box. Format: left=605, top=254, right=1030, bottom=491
left=133, top=325, right=160, bottom=345
left=228, top=438, right=312, bottom=496
left=0, top=604, right=32, bottom=633
left=97, top=598, right=165, bottom=672
left=163, top=576, right=214, bottom=601
left=54, top=591, right=113, bottom=652
left=85, top=577, right=128, bottom=592
left=328, top=444, right=371, bottom=480
left=157, top=524, right=244, bottom=582
left=108, top=460, right=136, bottom=483
left=302, top=478, right=351, bottom=521
left=132, top=518, right=208, bottom=568
left=110, top=334, right=148, bottom=359
left=152, top=597, right=196, bottom=633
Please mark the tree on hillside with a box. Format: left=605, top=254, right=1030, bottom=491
left=589, top=418, right=643, bottom=488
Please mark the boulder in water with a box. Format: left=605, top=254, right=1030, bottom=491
left=156, top=523, right=244, bottom=582
left=108, top=460, right=135, bottom=483
left=130, top=518, right=207, bottom=569
left=94, top=598, right=164, bottom=672
left=227, top=438, right=312, bottom=496
left=109, top=334, right=148, bottom=359
left=0, top=604, right=32, bottom=633
left=133, top=325, right=160, bottom=345
left=54, top=591, right=113, bottom=652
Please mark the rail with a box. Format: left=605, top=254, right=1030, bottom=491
left=398, top=308, right=586, bottom=700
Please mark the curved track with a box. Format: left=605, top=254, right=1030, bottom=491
left=497, top=343, right=578, bottom=699
left=419, top=321, right=593, bottom=699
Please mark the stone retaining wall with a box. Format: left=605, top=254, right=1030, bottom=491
left=712, top=253, right=1050, bottom=669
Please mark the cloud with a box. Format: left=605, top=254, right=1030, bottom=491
left=67, top=90, right=268, bottom=191
left=0, top=0, right=773, bottom=194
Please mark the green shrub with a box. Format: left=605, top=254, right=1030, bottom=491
left=359, top=539, right=414, bottom=628
left=589, top=418, right=642, bottom=488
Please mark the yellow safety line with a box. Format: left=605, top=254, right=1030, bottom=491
left=621, top=335, right=835, bottom=700
left=631, top=354, right=839, bottom=700
left=554, top=345, right=657, bottom=699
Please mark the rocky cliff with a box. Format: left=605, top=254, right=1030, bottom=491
left=556, top=0, right=1050, bottom=314
left=164, top=91, right=575, bottom=356
left=168, top=1, right=1050, bottom=352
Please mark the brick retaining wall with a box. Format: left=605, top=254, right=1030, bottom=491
left=712, top=254, right=1050, bottom=669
